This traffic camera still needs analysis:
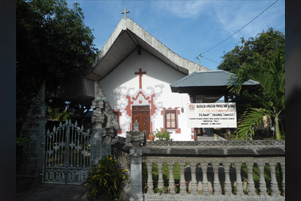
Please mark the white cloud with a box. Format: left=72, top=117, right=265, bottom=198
left=153, top=0, right=211, bottom=18
left=212, top=1, right=285, bottom=39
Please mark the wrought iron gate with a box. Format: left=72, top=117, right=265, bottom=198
left=42, top=120, right=92, bottom=184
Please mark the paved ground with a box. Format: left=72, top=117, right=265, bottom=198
left=16, top=184, right=92, bottom=201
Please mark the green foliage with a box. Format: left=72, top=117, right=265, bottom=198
left=151, top=163, right=169, bottom=193
left=218, top=27, right=285, bottom=73
left=142, top=163, right=148, bottom=193
left=17, top=0, right=98, bottom=123
left=149, top=162, right=181, bottom=194
left=154, top=129, right=171, bottom=141
left=218, top=28, right=285, bottom=140
left=46, top=101, right=92, bottom=124
left=16, top=137, right=31, bottom=144
left=231, top=53, right=285, bottom=140
left=83, top=155, right=128, bottom=200
left=234, top=108, right=267, bottom=140
left=239, top=163, right=284, bottom=195
left=46, top=106, right=70, bottom=121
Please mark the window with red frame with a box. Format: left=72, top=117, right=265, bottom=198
left=165, top=110, right=177, bottom=129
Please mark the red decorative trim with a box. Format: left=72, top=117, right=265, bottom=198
left=191, top=135, right=195, bottom=139
left=175, top=128, right=181, bottom=133
left=132, top=91, right=150, bottom=101
left=191, top=128, right=195, bottom=133
left=113, top=109, right=122, bottom=134
left=124, top=90, right=158, bottom=134
left=149, top=94, right=157, bottom=116
left=125, top=95, right=134, bottom=117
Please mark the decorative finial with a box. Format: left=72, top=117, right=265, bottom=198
left=133, top=119, right=140, bottom=131
left=121, top=7, right=130, bottom=18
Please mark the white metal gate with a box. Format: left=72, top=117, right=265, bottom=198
left=42, top=120, right=92, bottom=184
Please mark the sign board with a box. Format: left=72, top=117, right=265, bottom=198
left=187, top=103, right=237, bottom=128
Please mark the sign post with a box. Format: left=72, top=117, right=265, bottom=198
left=187, top=103, right=237, bottom=128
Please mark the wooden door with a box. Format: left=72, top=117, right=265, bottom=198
left=132, top=105, right=150, bottom=140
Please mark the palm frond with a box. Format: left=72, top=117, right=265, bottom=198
left=235, top=108, right=268, bottom=140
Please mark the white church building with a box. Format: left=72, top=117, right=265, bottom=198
left=81, top=15, right=217, bottom=141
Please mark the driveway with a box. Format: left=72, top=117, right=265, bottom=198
left=16, top=184, right=90, bottom=201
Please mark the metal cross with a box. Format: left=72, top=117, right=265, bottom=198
left=121, top=8, right=130, bottom=18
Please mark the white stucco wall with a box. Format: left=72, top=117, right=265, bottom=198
left=98, top=49, right=192, bottom=141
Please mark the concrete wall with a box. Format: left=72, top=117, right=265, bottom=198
left=112, top=138, right=285, bottom=201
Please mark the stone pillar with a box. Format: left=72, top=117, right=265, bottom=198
left=190, top=162, right=198, bottom=195
left=168, top=162, right=176, bottom=195
left=235, top=162, right=244, bottom=196
left=269, top=162, right=280, bottom=197
left=179, top=162, right=187, bottom=195
left=146, top=162, right=154, bottom=194
left=157, top=162, right=164, bottom=192
left=258, top=162, right=268, bottom=196
left=224, top=163, right=232, bottom=196
left=17, top=83, right=47, bottom=190
left=201, top=163, right=209, bottom=196
left=212, top=162, right=221, bottom=195
left=91, top=100, right=105, bottom=165
left=130, top=147, right=143, bottom=201
left=127, top=120, right=146, bottom=201
left=246, top=162, right=256, bottom=196
left=91, top=82, right=119, bottom=165
left=102, top=128, right=117, bottom=157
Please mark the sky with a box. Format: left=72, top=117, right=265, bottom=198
left=66, top=0, right=285, bottom=71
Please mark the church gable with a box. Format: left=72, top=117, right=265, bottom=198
left=98, top=48, right=191, bottom=140
left=86, top=17, right=210, bottom=81
left=85, top=16, right=211, bottom=141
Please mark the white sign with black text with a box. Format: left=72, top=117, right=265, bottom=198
left=187, top=103, right=237, bottom=128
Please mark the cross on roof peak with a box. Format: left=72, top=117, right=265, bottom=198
left=121, top=8, right=130, bottom=18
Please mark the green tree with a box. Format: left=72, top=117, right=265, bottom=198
left=230, top=53, right=285, bottom=140
left=217, top=28, right=285, bottom=140
left=218, top=28, right=285, bottom=73
left=17, top=0, right=98, bottom=124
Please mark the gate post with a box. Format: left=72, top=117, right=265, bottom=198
left=91, top=83, right=119, bottom=165
left=126, top=120, right=146, bottom=201
left=17, top=83, right=47, bottom=190
left=91, top=100, right=105, bottom=165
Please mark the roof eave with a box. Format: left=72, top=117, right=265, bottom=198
left=85, top=17, right=210, bottom=80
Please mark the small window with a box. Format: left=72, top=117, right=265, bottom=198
left=165, top=110, right=177, bottom=129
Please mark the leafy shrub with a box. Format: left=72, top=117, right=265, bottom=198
left=154, top=129, right=171, bottom=141
left=83, top=155, right=128, bottom=200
